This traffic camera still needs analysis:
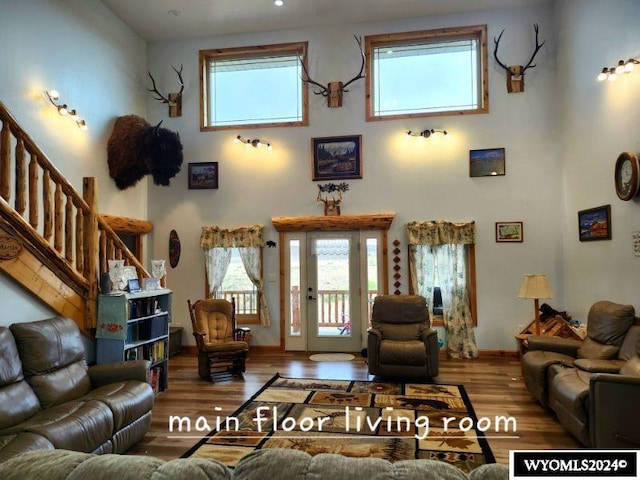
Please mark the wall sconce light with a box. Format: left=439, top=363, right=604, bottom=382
left=406, top=129, right=448, bottom=140
left=597, top=59, right=639, bottom=82
left=45, top=90, right=88, bottom=130
left=234, top=135, right=273, bottom=151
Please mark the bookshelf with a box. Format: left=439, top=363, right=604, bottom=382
left=96, top=289, right=172, bottom=394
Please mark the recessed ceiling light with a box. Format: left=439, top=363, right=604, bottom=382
left=274, top=0, right=284, bottom=6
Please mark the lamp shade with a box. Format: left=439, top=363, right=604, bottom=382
left=518, top=274, right=554, bottom=299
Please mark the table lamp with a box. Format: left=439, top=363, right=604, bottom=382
left=518, top=274, right=554, bottom=335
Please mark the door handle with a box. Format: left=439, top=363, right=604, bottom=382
left=308, top=295, right=317, bottom=300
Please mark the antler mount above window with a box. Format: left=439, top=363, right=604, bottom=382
left=493, top=24, right=545, bottom=93
left=147, top=64, right=185, bottom=117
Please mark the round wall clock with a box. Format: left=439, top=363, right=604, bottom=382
left=614, top=152, right=640, bottom=201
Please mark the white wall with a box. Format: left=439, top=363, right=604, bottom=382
left=557, top=0, right=640, bottom=321
left=0, top=0, right=147, bottom=327
left=147, top=3, right=562, bottom=350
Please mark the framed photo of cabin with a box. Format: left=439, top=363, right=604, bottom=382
left=188, top=162, right=218, bottom=189
left=469, top=148, right=506, bottom=177
left=495, top=221, right=523, bottom=242
left=578, top=205, right=611, bottom=241
left=311, top=135, right=362, bottom=181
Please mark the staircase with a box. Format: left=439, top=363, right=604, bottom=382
left=0, top=101, right=149, bottom=332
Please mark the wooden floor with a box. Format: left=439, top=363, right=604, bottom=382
left=127, top=351, right=581, bottom=464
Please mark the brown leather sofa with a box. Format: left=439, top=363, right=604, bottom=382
left=521, top=301, right=640, bottom=447
left=367, top=295, right=439, bottom=378
left=0, top=317, right=154, bottom=463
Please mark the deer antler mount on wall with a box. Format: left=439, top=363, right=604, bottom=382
left=147, top=64, right=185, bottom=117
left=494, top=24, right=545, bottom=93
left=301, top=36, right=365, bottom=108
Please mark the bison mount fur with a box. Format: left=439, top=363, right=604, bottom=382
left=107, top=115, right=183, bottom=190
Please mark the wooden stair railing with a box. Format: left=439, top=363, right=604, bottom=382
left=0, top=101, right=150, bottom=331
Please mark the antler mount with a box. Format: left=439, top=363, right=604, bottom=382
left=494, top=24, right=545, bottom=93
left=147, top=64, right=185, bottom=117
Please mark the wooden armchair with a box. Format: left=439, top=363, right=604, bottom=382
left=187, top=298, right=250, bottom=382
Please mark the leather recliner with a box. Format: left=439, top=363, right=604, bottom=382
left=521, top=301, right=640, bottom=447
left=367, top=295, right=439, bottom=378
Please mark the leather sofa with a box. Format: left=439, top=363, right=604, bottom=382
left=0, top=448, right=509, bottom=480
left=367, top=295, right=439, bottom=378
left=521, top=301, right=640, bottom=447
left=0, top=317, right=154, bottom=463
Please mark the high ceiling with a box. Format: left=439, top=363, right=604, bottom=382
left=100, top=0, right=546, bottom=42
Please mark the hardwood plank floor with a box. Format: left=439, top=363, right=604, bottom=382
left=127, top=352, right=581, bottom=464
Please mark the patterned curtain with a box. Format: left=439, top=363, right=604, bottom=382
left=407, top=220, right=478, bottom=359
left=200, top=225, right=270, bottom=326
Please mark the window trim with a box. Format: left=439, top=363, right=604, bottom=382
left=365, top=25, right=489, bottom=122
left=199, top=41, right=309, bottom=131
left=408, top=244, right=477, bottom=327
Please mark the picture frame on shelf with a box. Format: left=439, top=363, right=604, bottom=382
left=495, top=221, right=523, bottom=242
left=470, top=148, right=506, bottom=177
left=143, top=277, right=160, bottom=291
left=311, top=135, right=362, bottom=181
left=578, top=205, right=611, bottom=241
left=127, top=278, right=141, bottom=293
left=188, top=162, right=218, bottom=189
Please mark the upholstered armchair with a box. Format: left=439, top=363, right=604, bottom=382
left=367, top=295, right=439, bottom=378
left=187, top=298, right=250, bottom=382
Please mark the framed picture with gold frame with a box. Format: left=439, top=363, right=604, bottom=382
left=495, top=221, right=523, bottom=242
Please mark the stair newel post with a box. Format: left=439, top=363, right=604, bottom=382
left=0, top=120, right=10, bottom=202
left=83, top=177, right=98, bottom=330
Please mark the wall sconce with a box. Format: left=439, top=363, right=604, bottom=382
left=45, top=90, right=88, bottom=130
left=597, top=59, right=639, bottom=82
left=234, top=135, right=273, bottom=151
left=406, top=129, right=448, bottom=140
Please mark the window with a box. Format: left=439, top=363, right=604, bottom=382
left=365, top=25, right=488, bottom=121
left=218, top=248, right=259, bottom=322
left=407, top=220, right=478, bottom=359
left=200, top=41, right=308, bottom=130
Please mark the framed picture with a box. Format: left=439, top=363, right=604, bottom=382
left=578, top=205, right=611, bottom=241
left=470, top=148, right=506, bottom=177
left=127, top=278, right=141, bottom=293
left=312, top=135, right=362, bottom=181
left=188, top=162, right=218, bottom=189
left=495, top=221, right=523, bottom=242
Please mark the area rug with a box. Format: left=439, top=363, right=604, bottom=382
left=309, top=353, right=355, bottom=361
left=182, top=374, right=495, bottom=473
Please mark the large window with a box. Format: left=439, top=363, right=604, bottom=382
left=200, top=41, right=308, bottom=130
left=365, top=25, right=488, bottom=121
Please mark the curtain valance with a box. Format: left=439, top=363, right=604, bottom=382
left=407, top=220, right=475, bottom=246
left=200, top=225, right=264, bottom=248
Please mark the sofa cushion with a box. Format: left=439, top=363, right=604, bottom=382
left=10, top=318, right=91, bottom=407
left=619, top=356, right=640, bottom=377
left=577, top=337, right=619, bottom=360
left=82, top=380, right=154, bottom=431
left=618, top=325, right=640, bottom=361
left=0, top=432, right=54, bottom=463
left=549, top=367, right=591, bottom=422
left=573, top=358, right=624, bottom=373
left=586, top=301, right=635, bottom=346
left=0, top=327, right=41, bottom=430
left=372, top=295, right=429, bottom=325
left=4, top=399, right=113, bottom=453
left=379, top=339, right=426, bottom=366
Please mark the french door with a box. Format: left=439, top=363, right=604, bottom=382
left=283, top=230, right=384, bottom=352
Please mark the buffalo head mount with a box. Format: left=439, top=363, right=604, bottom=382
left=494, top=24, right=545, bottom=93
left=107, top=115, right=183, bottom=190
left=300, top=36, right=365, bottom=108
left=147, top=64, right=184, bottom=117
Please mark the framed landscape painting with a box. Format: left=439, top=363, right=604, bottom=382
left=188, top=162, right=218, bottom=189
left=578, top=205, right=611, bottom=241
left=495, top=221, right=523, bottom=243
left=470, top=148, right=506, bottom=177
left=312, top=135, right=362, bottom=181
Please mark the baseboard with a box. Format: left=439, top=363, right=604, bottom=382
left=438, top=349, right=518, bottom=359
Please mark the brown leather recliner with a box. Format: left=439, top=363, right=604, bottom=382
left=522, top=301, right=640, bottom=447
left=367, top=295, right=439, bottom=378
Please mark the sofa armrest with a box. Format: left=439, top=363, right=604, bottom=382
left=527, top=336, right=581, bottom=357
left=573, top=358, right=624, bottom=373
left=589, top=373, right=640, bottom=448
left=88, top=360, right=150, bottom=388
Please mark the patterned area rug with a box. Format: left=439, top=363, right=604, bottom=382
left=183, top=374, right=495, bottom=473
